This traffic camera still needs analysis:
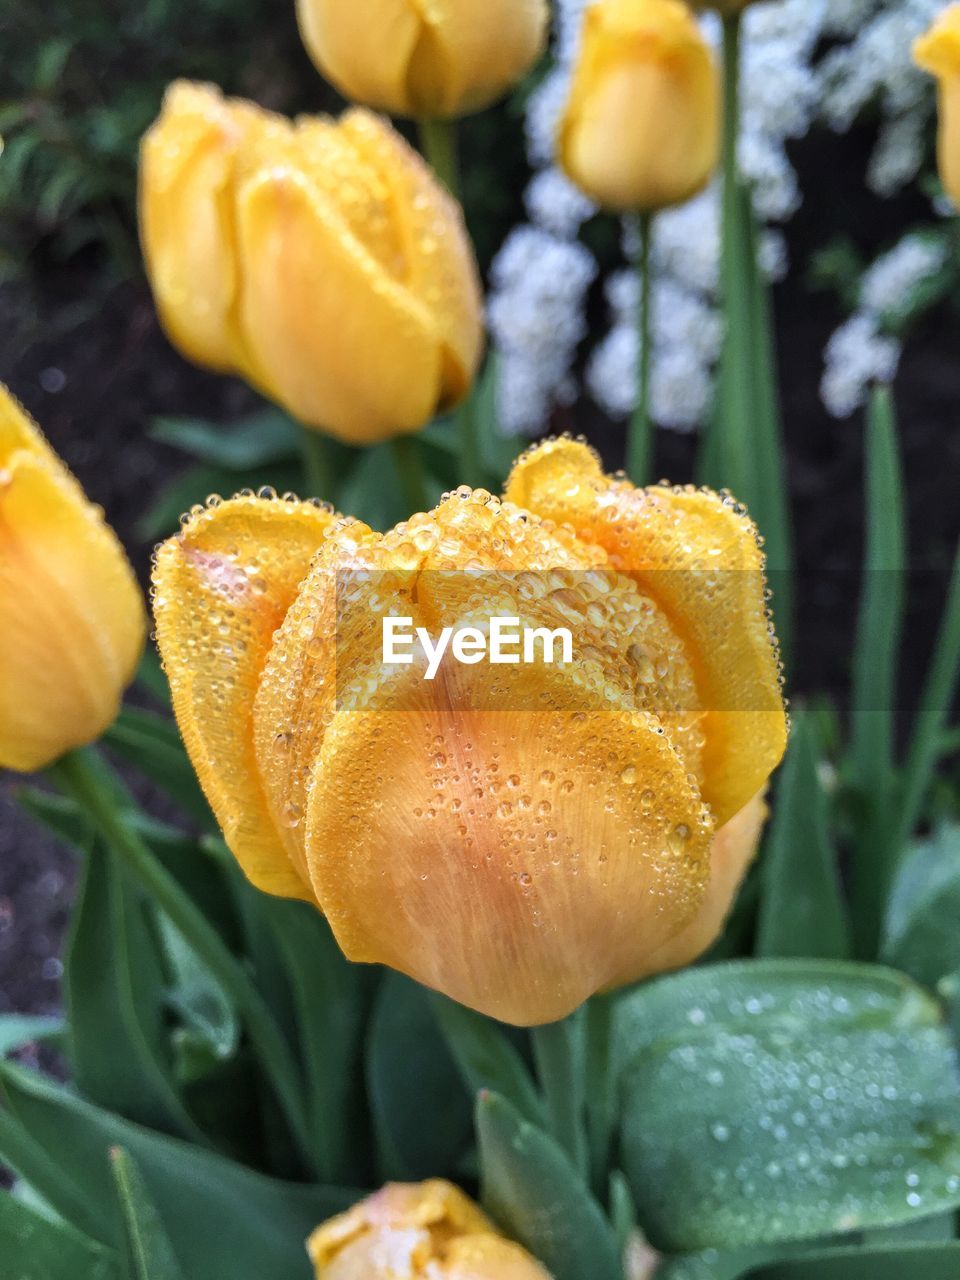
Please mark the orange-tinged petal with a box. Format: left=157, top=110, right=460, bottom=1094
left=152, top=494, right=337, bottom=898
left=442, top=1236, right=554, bottom=1280
left=504, top=440, right=787, bottom=827
left=305, top=649, right=712, bottom=1026
left=252, top=518, right=393, bottom=881
left=308, top=1181, right=549, bottom=1279
left=234, top=160, right=443, bottom=444
left=0, top=387, right=144, bottom=772
left=610, top=789, right=767, bottom=985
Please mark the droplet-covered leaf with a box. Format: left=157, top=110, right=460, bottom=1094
left=619, top=961, right=960, bottom=1251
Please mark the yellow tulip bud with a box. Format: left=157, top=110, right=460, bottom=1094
left=914, top=5, right=960, bottom=211
left=308, top=1181, right=552, bottom=1279
left=233, top=108, right=483, bottom=444
left=0, top=386, right=145, bottom=773
left=558, top=0, right=720, bottom=213
left=295, top=0, right=549, bottom=120
left=152, top=441, right=785, bottom=1025
left=140, top=87, right=483, bottom=446
left=139, top=82, right=285, bottom=372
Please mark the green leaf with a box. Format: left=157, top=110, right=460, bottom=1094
left=0, top=1187, right=118, bottom=1280
left=431, top=994, right=545, bottom=1129
left=103, top=706, right=212, bottom=825
left=0, top=1061, right=353, bottom=1276
left=756, top=712, right=850, bottom=960
left=149, top=411, right=301, bottom=469
left=618, top=960, right=960, bottom=1251
left=64, top=842, right=204, bottom=1142
left=893, top=543, right=960, bottom=858
left=156, top=914, right=239, bottom=1061
left=0, top=1015, right=63, bottom=1057
left=111, top=1147, right=186, bottom=1280
left=258, top=897, right=374, bottom=1186
left=744, top=1242, right=960, bottom=1279
left=849, top=386, right=907, bottom=955
left=883, top=827, right=960, bottom=987
left=476, top=1091, right=623, bottom=1280
left=366, top=973, right=472, bottom=1181
left=137, top=461, right=302, bottom=541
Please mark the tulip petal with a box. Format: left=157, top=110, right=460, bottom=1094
left=405, top=0, right=549, bottom=118
left=295, top=0, right=423, bottom=117
left=609, top=789, right=767, bottom=986
left=442, top=1236, right=554, bottom=1280
left=0, top=448, right=144, bottom=772
left=235, top=162, right=443, bottom=444
left=152, top=495, right=337, bottom=898
left=505, top=439, right=787, bottom=826
left=339, top=111, right=483, bottom=408
left=252, top=518, right=397, bottom=881
left=305, top=648, right=712, bottom=1026
left=139, top=82, right=279, bottom=371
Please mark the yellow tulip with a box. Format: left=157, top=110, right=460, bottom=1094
left=140, top=85, right=483, bottom=446
left=295, top=0, right=549, bottom=120
left=0, top=386, right=145, bottom=773
left=558, top=0, right=720, bottom=213
left=308, top=1181, right=552, bottom=1279
left=139, top=82, right=285, bottom=373
left=914, top=5, right=960, bottom=211
left=152, top=440, right=785, bottom=1025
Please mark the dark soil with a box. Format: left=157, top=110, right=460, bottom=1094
left=2, top=123, right=958, bottom=1019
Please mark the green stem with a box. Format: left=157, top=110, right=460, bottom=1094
left=50, top=747, right=314, bottom=1170
left=585, top=992, right=616, bottom=1197
left=628, top=213, right=654, bottom=484
left=418, top=117, right=460, bottom=195
left=532, top=1015, right=589, bottom=1177
left=299, top=426, right=333, bottom=503
left=418, top=117, right=482, bottom=487
left=391, top=436, right=431, bottom=515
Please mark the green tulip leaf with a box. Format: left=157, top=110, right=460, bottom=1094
left=367, top=973, right=473, bottom=1181
left=0, top=1061, right=353, bottom=1277
left=111, top=1146, right=186, bottom=1280
left=756, top=712, right=850, bottom=961
left=431, top=994, right=545, bottom=1128
left=476, top=1091, right=622, bottom=1280
left=619, top=960, right=960, bottom=1252
left=0, top=1015, right=63, bottom=1057
left=883, top=827, right=960, bottom=988
left=149, top=411, right=302, bottom=469
left=744, top=1242, right=960, bottom=1279
left=0, top=1187, right=118, bottom=1280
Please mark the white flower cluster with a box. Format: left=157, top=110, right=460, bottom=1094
left=820, top=231, right=947, bottom=416
left=487, top=0, right=946, bottom=437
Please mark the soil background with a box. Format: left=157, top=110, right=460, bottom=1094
left=2, top=123, right=958, bottom=1020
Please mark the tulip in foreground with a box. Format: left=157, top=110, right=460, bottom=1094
left=295, top=0, right=549, bottom=120
left=153, top=440, right=785, bottom=1024
left=558, top=0, right=720, bottom=213
left=140, top=83, right=483, bottom=445
left=0, top=385, right=145, bottom=772
left=914, top=6, right=960, bottom=212
left=308, top=1180, right=551, bottom=1278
